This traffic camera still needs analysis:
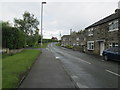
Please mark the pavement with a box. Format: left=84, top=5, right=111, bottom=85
left=19, top=48, right=76, bottom=88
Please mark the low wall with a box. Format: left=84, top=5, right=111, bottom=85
left=2, top=48, right=23, bottom=54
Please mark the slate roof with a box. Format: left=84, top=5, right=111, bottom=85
left=85, top=9, right=120, bottom=29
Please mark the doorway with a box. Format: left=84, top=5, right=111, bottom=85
left=100, top=42, right=105, bottom=56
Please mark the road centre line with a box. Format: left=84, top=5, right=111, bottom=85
left=105, top=69, right=120, bottom=77
left=51, top=44, right=91, bottom=65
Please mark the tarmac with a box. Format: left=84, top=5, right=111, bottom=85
left=19, top=48, right=76, bottom=88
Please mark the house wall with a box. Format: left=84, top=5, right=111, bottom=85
left=85, top=19, right=119, bottom=55
left=61, top=9, right=119, bottom=56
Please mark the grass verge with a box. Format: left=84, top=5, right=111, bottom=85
left=55, top=43, right=61, bottom=46
left=34, top=43, right=49, bottom=48
left=2, top=49, right=41, bottom=88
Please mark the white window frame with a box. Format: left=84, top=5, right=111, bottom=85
left=108, top=19, right=118, bottom=32
left=87, top=41, right=94, bottom=50
left=76, top=37, right=79, bottom=41
left=109, top=42, right=118, bottom=47
left=88, top=28, right=93, bottom=36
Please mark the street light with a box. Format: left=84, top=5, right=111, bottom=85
left=41, top=2, right=46, bottom=47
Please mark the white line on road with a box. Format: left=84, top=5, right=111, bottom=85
left=75, top=57, right=91, bottom=64
left=105, top=69, right=120, bottom=77
left=71, top=75, right=78, bottom=79
left=51, top=44, right=91, bottom=65
left=56, top=57, right=60, bottom=59
left=76, top=82, right=89, bottom=88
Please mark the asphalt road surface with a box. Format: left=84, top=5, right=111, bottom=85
left=47, top=43, right=120, bottom=88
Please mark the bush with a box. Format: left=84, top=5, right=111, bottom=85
left=65, top=45, right=73, bottom=49
left=2, top=22, right=26, bottom=49
left=72, top=45, right=81, bottom=51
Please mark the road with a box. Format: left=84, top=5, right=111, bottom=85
left=47, top=43, right=119, bottom=88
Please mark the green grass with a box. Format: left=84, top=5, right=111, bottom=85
left=41, top=43, right=48, bottom=48
left=34, top=43, right=49, bottom=48
left=2, top=49, right=41, bottom=88
left=55, top=43, right=61, bottom=46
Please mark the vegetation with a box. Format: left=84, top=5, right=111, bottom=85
left=34, top=42, right=48, bottom=48
left=2, top=49, right=41, bottom=88
left=2, top=11, right=40, bottom=49
left=55, top=43, right=61, bottom=46
left=65, top=45, right=73, bottom=49
left=2, top=22, right=26, bottom=49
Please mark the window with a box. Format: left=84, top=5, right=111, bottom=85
left=87, top=41, right=94, bottom=50
left=109, top=42, right=118, bottom=47
left=76, top=37, right=79, bottom=41
left=88, top=28, right=93, bottom=36
left=109, top=20, right=118, bottom=31
left=77, top=42, right=79, bottom=46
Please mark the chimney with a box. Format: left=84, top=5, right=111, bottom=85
left=115, top=1, right=120, bottom=13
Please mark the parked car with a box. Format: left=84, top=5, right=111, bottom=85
left=102, top=47, right=120, bottom=61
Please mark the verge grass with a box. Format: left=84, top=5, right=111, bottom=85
left=34, top=43, right=49, bottom=48
left=2, top=49, right=41, bottom=88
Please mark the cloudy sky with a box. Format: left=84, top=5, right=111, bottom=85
left=0, top=0, right=119, bottom=39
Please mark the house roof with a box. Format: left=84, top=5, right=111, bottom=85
left=62, top=35, right=71, bottom=38
left=85, top=9, right=120, bottom=29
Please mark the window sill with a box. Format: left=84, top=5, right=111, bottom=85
left=88, top=34, right=93, bottom=36
left=108, top=29, right=119, bottom=32
left=87, top=49, right=94, bottom=51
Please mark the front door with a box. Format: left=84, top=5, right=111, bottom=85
left=100, top=42, right=105, bottom=56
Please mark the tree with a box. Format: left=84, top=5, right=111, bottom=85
left=2, top=21, right=26, bottom=49
left=14, top=11, right=40, bottom=47
left=14, top=11, right=39, bottom=36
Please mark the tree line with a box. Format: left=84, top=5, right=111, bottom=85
left=2, top=11, right=41, bottom=49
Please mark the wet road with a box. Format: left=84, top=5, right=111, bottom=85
left=47, top=43, right=119, bottom=88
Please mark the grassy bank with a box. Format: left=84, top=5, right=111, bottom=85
left=2, top=49, right=41, bottom=88
left=34, top=43, right=49, bottom=48
left=55, top=43, right=61, bottom=46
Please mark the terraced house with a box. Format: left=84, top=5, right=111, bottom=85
left=61, top=9, right=119, bottom=56
left=61, top=35, right=71, bottom=46
left=85, top=9, right=120, bottom=56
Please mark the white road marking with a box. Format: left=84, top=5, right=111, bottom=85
left=56, top=57, right=60, bottom=59
left=51, top=44, right=91, bottom=65
left=75, top=57, right=91, bottom=64
left=105, top=69, right=120, bottom=77
left=71, top=75, right=78, bottom=79
left=76, top=82, right=89, bottom=88
left=79, top=59, right=91, bottom=64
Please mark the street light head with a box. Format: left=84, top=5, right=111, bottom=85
left=42, top=2, right=46, bottom=4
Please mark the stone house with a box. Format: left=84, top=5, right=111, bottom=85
left=85, top=9, right=120, bottom=56
left=61, top=35, right=71, bottom=46
left=61, top=9, right=119, bottom=56
left=61, top=32, right=86, bottom=52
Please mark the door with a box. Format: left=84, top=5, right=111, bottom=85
left=100, top=42, right=105, bottom=56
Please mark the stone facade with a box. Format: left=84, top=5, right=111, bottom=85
left=85, top=9, right=119, bottom=56
left=61, top=9, right=119, bottom=56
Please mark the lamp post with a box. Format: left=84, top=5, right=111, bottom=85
left=41, top=2, right=46, bottom=47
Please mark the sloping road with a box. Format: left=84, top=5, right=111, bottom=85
left=47, top=43, right=119, bottom=88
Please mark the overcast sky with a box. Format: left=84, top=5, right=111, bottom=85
left=0, top=0, right=119, bottom=39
